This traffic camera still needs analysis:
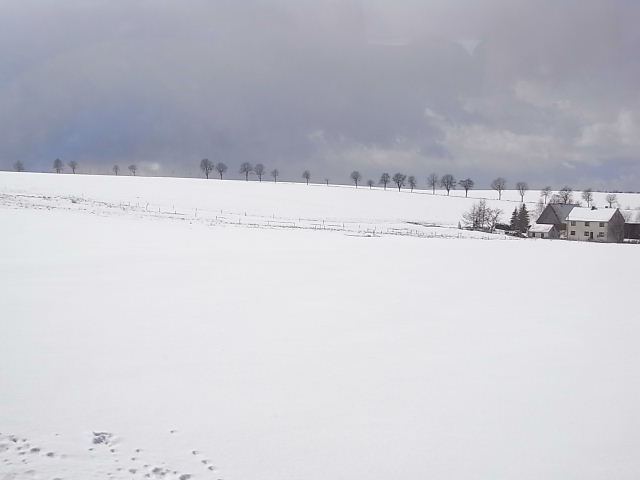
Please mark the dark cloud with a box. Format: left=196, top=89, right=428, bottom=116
left=1, top=0, right=639, bottom=188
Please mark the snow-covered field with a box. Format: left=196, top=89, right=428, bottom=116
left=2, top=172, right=640, bottom=480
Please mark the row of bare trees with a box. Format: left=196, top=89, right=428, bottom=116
left=50, top=158, right=79, bottom=174
left=539, top=185, right=617, bottom=208
left=111, top=164, right=137, bottom=176
left=8, top=159, right=626, bottom=209
left=33, top=158, right=139, bottom=176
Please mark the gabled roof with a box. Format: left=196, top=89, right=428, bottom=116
left=529, top=223, right=555, bottom=233
left=566, top=207, right=619, bottom=222
left=548, top=203, right=576, bottom=221
left=537, top=203, right=576, bottom=224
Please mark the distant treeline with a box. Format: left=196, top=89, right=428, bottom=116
left=7, top=158, right=631, bottom=203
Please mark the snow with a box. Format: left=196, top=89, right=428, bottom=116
left=528, top=223, right=554, bottom=233
left=566, top=207, right=620, bottom=222
left=2, top=172, right=640, bottom=480
left=621, top=209, right=640, bottom=223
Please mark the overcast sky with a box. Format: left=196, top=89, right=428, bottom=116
left=1, top=0, right=639, bottom=189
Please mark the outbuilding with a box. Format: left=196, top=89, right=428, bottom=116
left=528, top=223, right=559, bottom=239
left=622, top=209, right=640, bottom=240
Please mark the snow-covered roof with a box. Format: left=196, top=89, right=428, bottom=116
left=529, top=223, right=554, bottom=233
left=566, top=207, right=618, bottom=222
left=621, top=209, right=640, bottom=224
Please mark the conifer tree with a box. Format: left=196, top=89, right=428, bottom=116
left=510, top=207, right=519, bottom=231
left=518, top=204, right=530, bottom=232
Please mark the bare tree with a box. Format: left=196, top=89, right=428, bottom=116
left=13, top=161, right=24, bottom=172
left=605, top=193, right=618, bottom=208
left=392, top=173, right=406, bottom=191
left=128, top=164, right=137, bottom=175
left=53, top=158, right=63, bottom=173
left=271, top=168, right=279, bottom=182
left=255, top=163, right=265, bottom=181
left=427, top=173, right=439, bottom=194
left=200, top=158, right=213, bottom=179
left=408, top=175, right=417, bottom=192
left=459, top=178, right=474, bottom=197
left=581, top=188, right=593, bottom=207
left=215, top=162, right=227, bottom=179
left=540, top=186, right=552, bottom=204
left=112, top=164, right=120, bottom=175
left=68, top=160, right=78, bottom=174
left=462, top=200, right=502, bottom=232
left=491, top=177, right=506, bottom=200
left=350, top=170, right=362, bottom=188
left=558, top=186, right=573, bottom=204
left=302, top=170, right=311, bottom=185
left=367, top=179, right=374, bottom=189
left=440, top=174, right=456, bottom=195
left=516, top=181, right=528, bottom=202
left=240, top=162, right=253, bottom=181
left=379, top=172, right=390, bottom=190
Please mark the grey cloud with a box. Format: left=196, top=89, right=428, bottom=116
left=0, top=0, right=639, bottom=189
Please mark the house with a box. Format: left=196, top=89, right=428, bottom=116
left=536, top=203, right=576, bottom=235
left=528, top=223, right=559, bottom=239
left=565, top=207, right=625, bottom=243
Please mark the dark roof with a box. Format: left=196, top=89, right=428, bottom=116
left=550, top=204, right=576, bottom=221
left=536, top=203, right=576, bottom=225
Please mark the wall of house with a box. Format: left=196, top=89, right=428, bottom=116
left=565, top=219, right=611, bottom=242
left=528, top=229, right=559, bottom=239
left=624, top=223, right=640, bottom=240
left=606, top=212, right=625, bottom=243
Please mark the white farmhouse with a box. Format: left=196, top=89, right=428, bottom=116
left=565, top=207, right=625, bottom=243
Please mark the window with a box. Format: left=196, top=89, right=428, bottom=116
left=599, top=222, right=605, bottom=227
left=598, top=232, right=605, bottom=238
left=541, top=233, right=545, bottom=238
left=584, top=231, right=590, bottom=236
left=585, top=221, right=590, bottom=226
left=570, top=230, right=576, bottom=235
left=571, top=221, right=576, bottom=226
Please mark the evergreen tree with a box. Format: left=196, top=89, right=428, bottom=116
left=517, top=204, right=530, bottom=232
left=510, top=207, right=519, bottom=231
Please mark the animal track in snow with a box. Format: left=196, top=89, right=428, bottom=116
left=0, top=430, right=225, bottom=480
